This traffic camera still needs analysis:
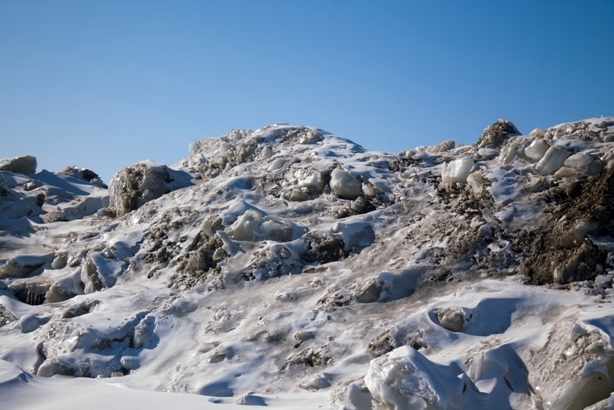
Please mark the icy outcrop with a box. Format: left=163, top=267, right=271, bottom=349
left=109, top=161, right=193, bottom=216
left=565, top=152, right=594, bottom=170
left=58, top=166, right=108, bottom=188
left=36, top=311, right=157, bottom=378
left=476, top=119, right=520, bottom=148
left=0, top=155, right=37, bottom=174
left=498, top=142, right=520, bottom=164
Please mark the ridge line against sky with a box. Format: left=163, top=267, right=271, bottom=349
left=1, top=0, right=613, bottom=183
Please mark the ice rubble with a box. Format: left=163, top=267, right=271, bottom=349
left=1, top=118, right=614, bottom=409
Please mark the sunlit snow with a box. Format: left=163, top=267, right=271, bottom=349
left=2, top=118, right=614, bottom=409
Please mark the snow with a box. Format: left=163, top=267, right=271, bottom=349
left=1, top=118, right=614, bottom=409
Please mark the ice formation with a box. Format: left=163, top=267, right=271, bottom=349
left=0, top=155, right=37, bottom=175
left=441, top=157, right=474, bottom=184
left=108, top=161, right=192, bottom=216
left=1, top=118, right=614, bottom=409
left=330, top=168, right=363, bottom=200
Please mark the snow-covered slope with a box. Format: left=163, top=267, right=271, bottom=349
left=2, top=117, right=614, bottom=409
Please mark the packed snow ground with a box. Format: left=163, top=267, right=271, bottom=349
left=2, top=117, right=614, bottom=409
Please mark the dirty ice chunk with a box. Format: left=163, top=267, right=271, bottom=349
left=441, top=157, right=474, bottom=184
left=267, top=158, right=285, bottom=171
left=297, top=169, right=325, bottom=195
left=230, top=209, right=263, bottom=241
left=330, top=168, right=363, bottom=200
left=435, top=306, right=465, bottom=332
left=109, top=162, right=193, bottom=216
left=535, top=146, right=571, bottom=175
left=477, top=119, right=521, bottom=148
left=524, top=140, right=550, bottom=162
left=564, top=152, right=594, bottom=170
left=499, top=142, right=520, bottom=165
left=259, top=218, right=294, bottom=242
left=376, top=266, right=429, bottom=302
left=550, top=362, right=614, bottom=410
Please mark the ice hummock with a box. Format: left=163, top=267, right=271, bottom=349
left=0, top=118, right=614, bottom=409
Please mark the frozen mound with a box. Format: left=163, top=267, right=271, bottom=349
left=0, top=164, right=109, bottom=235
left=108, top=160, right=193, bottom=216
left=0, top=155, right=37, bottom=175
left=1, top=117, right=614, bottom=410
left=58, top=166, right=108, bottom=189
left=476, top=119, right=521, bottom=149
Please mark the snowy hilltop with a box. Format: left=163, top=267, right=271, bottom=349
left=2, top=116, right=614, bottom=410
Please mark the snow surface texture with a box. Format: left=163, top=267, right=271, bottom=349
left=2, top=118, right=614, bottom=409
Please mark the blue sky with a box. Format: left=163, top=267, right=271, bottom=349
left=1, top=0, right=613, bottom=183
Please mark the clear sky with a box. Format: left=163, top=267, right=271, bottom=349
left=1, top=0, right=613, bottom=183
